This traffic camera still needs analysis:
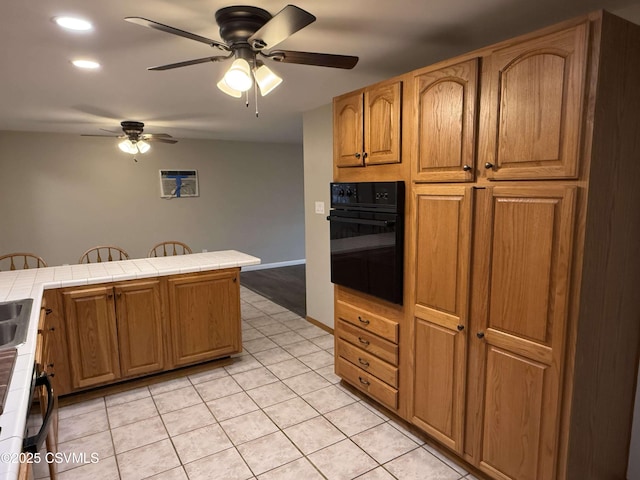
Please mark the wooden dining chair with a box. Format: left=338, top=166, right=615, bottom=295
left=78, top=246, right=129, bottom=264
left=0, top=252, right=48, bottom=271
left=148, top=241, right=193, bottom=258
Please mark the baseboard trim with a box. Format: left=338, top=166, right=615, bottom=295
left=306, top=315, right=334, bottom=335
left=242, top=259, right=305, bottom=272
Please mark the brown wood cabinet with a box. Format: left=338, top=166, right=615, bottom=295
left=464, top=186, right=576, bottom=480
left=334, top=287, right=401, bottom=411
left=42, top=290, right=71, bottom=396
left=61, top=279, right=164, bottom=389
left=483, top=22, right=588, bottom=180
left=334, top=10, right=640, bottom=480
left=114, top=280, right=165, bottom=378
left=167, top=270, right=241, bottom=367
left=409, top=185, right=473, bottom=454
left=35, top=302, right=59, bottom=480
left=333, top=80, right=402, bottom=169
left=62, top=285, right=122, bottom=389
left=412, top=59, right=479, bottom=182
left=46, top=268, right=242, bottom=395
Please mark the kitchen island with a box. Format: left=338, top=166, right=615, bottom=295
left=0, top=250, right=260, bottom=479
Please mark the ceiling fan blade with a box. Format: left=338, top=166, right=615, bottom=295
left=248, top=5, right=315, bottom=50
left=100, top=128, right=121, bottom=134
left=148, top=55, right=232, bottom=71
left=125, top=17, right=228, bottom=50
left=81, top=134, right=120, bottom=138
left=145, top=133, right=173, bottom=138
left=147, top=137, right=178, bottom=144
left=267, top=50, right=359, bottom=69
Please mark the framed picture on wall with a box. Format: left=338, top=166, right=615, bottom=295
left=159, top=169, right=199, bottom=198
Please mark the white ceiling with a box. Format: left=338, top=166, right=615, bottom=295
left=2, top=0, right=640, bottom=144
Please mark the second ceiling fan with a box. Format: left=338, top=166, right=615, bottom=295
left=125, top=4, right=359, bottom=103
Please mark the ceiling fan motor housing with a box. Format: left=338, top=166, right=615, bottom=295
left=215, top=6, right=271, bottom=48
left=121, top=120, right=144, bottom=141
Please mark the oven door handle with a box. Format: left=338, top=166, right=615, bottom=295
left=326, top=216, right=396, bottom=227
left=23, top=372, right=54, bottom=454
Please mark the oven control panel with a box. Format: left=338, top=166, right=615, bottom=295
left=330, top=182, right=404, bottom=212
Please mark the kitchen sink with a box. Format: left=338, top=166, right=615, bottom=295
left=0, top=299, right=32, bottom=349
left=0, top=302, right=22, bottom=321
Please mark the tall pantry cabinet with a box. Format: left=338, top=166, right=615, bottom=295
left=403, top=11, right=640, bottom=480
left=332, top=10, right=640, bottom=480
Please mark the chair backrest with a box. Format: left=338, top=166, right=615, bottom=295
left=78, top=246, right=129, bottom=264
left=148, top=241, right=193, bottom=258
left=0, top=252, right=48, bottom=271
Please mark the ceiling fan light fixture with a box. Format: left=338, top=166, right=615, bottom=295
left=217, top=78, right=242, bottom=98
left=254, top=64, right=282, bottom=96
left=118, top=139, right=137, bottom=154
left=223, top=58, right=253, bottom=92
left=119, top=139, right=151, bottom=154
left=137, top=140, right=151, bottom=153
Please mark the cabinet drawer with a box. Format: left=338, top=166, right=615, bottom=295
left=337, top=319, right=398, bottom=365
left=336, top=300, right=399, bottom=343
left=337, top=356, right=398, bottom=410
left=337, top=339, right=398, bottom=388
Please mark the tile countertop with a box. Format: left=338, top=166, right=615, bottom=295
left=0, top=250, right=260, bottom=479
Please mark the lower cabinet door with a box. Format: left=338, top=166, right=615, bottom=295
left=468, top=186, right=576, bottom=480
left=115, top=279, right=164, bottom=377
left=62, top=286, right=121, bottom=389
left=167, top=270, right=241, bottom=366
left=410, top=185, right=473, bottom=454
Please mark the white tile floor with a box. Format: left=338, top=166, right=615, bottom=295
left=36, top=286, right=480, bottom=480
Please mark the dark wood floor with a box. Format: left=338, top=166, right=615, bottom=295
left=240, top=264, right=306, bottom=318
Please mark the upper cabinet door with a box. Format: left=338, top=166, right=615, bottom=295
left=413, top=59, right=479, bottom=182
left=334, top=91, right=365, bottom=168
left=485, top=23, right=589, bottom=180
left=364, top=81, right=402, bottom=165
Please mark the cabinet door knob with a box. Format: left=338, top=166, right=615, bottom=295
left=358, top=376, right=370, bottom=386
left=484, top=162, right=494, bottom=170
left=462, top=165, right=472, bottom=172
left=358, top=337, right=370, bottom=346
left=362, top=152, right=368, bottom=159
left=358, top=316, right=370, bottom=326
left=477, top=331, right=485, bottom=339
left=45, top=308, right=53, bottom=315
left=48, top=327, right=55, bottom=332
left=354, top=152, right=361, bottom=159
left=457, top=325, right=464, bottom=331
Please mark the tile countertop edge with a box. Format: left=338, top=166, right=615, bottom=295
left=0, top=251, right=260, bottom=480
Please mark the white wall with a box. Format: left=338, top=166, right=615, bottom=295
left=302, top=104, right=334, bottom=328
left=0, top=131, right=304, bottom=266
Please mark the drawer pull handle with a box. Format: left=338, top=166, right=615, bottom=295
left=358, top=316, right=370, bottom=325
left=358, top=358, right=370, bottom=368
left=358, top=376, right=370, bottom=386
left=358, top=337, right=370, bottom=346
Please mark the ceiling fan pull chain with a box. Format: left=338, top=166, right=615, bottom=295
left=245, top=90, right=249, bottom=108
left=255, top=78, right=259, bottom=118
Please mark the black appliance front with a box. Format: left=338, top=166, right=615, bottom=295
left=327, top=181, right=404, bottom=304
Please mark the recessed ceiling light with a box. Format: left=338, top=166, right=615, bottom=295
left=54, top=16, right=93, bottom=31
left=71, top=59, right=101, bottom=69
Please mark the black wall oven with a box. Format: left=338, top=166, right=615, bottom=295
left=327, top=181, right=404, bottom=304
